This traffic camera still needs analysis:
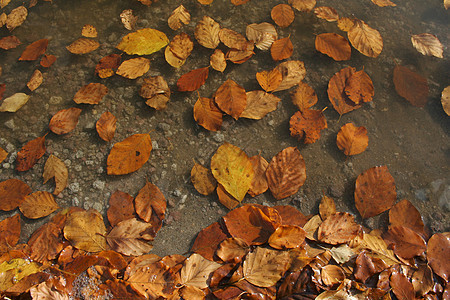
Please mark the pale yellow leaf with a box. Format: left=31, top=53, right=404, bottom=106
left=246, top=22, right=277, bottom=51
left=117, top=28, right=169, bottom=55
left=411, top=33, right=443, bottom=58
left=180, top=253, right=221, bottom=288
left=241, top=90, right=281, bottom=119
left=442, top=86, right=450, bottom=116
left=0, top=93, right=30, bottom=112
left=348, top=19, right=383, bottom=58
left=116, top=57, right=150, bottom=79
left=6, top=5, right=27, bottom=31
left=194, top=16, right=220, bottom=49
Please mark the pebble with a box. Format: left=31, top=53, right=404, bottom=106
left=438, top=185, right=450, bottom=212
left=414, top=189, right=428, bottom=202
left=172, top=189, right=182, bottom=197
left=179, top=195, right=187, bottom=204
left=2, top=163, right=10, bottom=169
left=152, top=140, right=159, bottom=150
left=93, top=180, right=105, bottom=190
left=4, top=120, right=15, bottom=130
left=213, top=132, right=225, bottom=143
left=92, top=202, right=103, bottom=212
left=49, top=96, right=62, bottom=105
left=69, top=182, right=80, bottom=193
left=76, top=151, right=84, bottom=159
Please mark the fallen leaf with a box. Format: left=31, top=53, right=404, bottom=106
left=445, top=0, right=450, bottom=9
left=181, top=253, right=221, bottom=288
left=319, top=195, right=336, bottom=220
left=241, top=90, right=281, bottom=119
left=248, top=155, right=269, bottom=197
left=426, top=232, right=449, bottom=281
left=27, top=69, right=43, bottom=91
left=277, top=269, right=310, bottom=298
left=211, top=142, right=254, bottom=201
left=344, top=69, right=374, bottom=104
left=329, top=244, right=355, bottom=264
left=43, top=154, right=68, bottom=195
left=107, top=218, right=154, bottom=256
left=177, top=67, right=209, bottom=92
left=210, top=49, right=226, bottom=72
left=16, top=135, right=46, bottom=172
left=0, top=35, right=21, bottom=49
left=197, top=0, right=213, bottom=4
left=168, top=5, right=190, bottom=30
left=336, top=123, right=369, bottom=156
left=73, top=83, right=108, bottom=104
left=116, top=57, right=150, bottom=79
left=389, top=199, right=425, bottom=238
left=338, top=17, right=356, bottom=32
left=107, top=133, right=152, bottom=176
left=0, top=214, right=20, bottom=253
left=274, top=60, right=306, bottom=91
left=216, top=238, right=249, bottom=263
left=214, top=79, right=247, bottom=120
left=315, top=33, right=351, bottom=61
left=314, top=6, right=339, bottom=22
left=289, top=109, right=328, bottom=144
left=49, top=107, right=82, bottom=135
left=321, top=265, right=345, bottom=285
left=327, top=66, right=361, bottom=115
left=393, top=65, right=429, bottom=107
left=292, top=81, right=318, bottom=112
left=256, top=69, right=282, bottom=92
left=390, top=269, right=415, bottom=300
left=225, top=48, right=254, bottom=64
left=63, top=209, right=107, bottom=252
left=96, top=111, right=116, bottom=142
left=219, top=28, right=252, bottom=51
left=269, top=225, right=306, bottom=249
left=350, top=230, right=400, bottom=266
left=0, top=0, right=10, bottom=9
left=353, top=251, right=381, bottom=282
left=289, top=0, right=316, bottom=12
left=348, top=19, right=383, bottom=58
left=191, top=162, right=217, bottom=195
left=66, top=38, right=100, bottom=54
left=271, top=37, right=294, bottom=61
left=134, top=182, right=166, bottom=237
left=81, top=24, right=97, bottom=37
left=194, top=16, right=220, bottom=49
left=0, top=258, right=42, bottom=291
left=442, top=86, right=450, bottom=115
left=274, top=205, right=308, bottom=227
left=0, top=147, right=7, bottom=164
left=6, top=6, right=27, bottom=31
left=191, top=222, right=228, bottom=261
left=246, top=22, right=277, bottom=51
left=355, top=165, right=396, bottom=218
left=95, top=54, right=121, bottom=78
left=411, top=264, right=433, bottom=297
left=216, top=183, right=240, bottom=209
left=120, top=9, right=137, bottom=31
left=19, top=191, right=58, bottom=219
left=140, top=76, right=171, bottom=110
left=169, top=32, right=194, bottom=60
left=193, top=96, right=222, bottom=131
left=107, top=190, right=135, bottom=227
left=384, top=225, right=426, bottom=259
left=266, top=147, right=306, bottom=200
left=318, top=212, right=361, bottom=244
left=116, top=28, right=169, bottom=55
left=271, top=4, right=295, bottom=28
left=165, top=45, right=186, bottom=68
left=0, top=84, right=4, bottom=100
left=137, top=0, right=153, bottom=5
left=371, top=0, right=396, bottom=6
left=29, top=281, right=70, bottom=300
left=0, top=93, right=30, bottom=112
left=231, top=0, right=250, bottom=4
left=180, top=286, right=205, bottom=300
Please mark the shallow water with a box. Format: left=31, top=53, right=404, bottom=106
left=0, top=0, right=449, bottom=257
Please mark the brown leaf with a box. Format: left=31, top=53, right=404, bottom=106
left=96, top=111, right=117, bottom=142
left=165, top=45, right=186, bottom=68
left=73, top=83, right=108, bottom=105
left=95, top=54, right=121, bottom=79
left=0, top=214, right=20, bottom=253
left=197, top=0, right=213, bottom=4
left=348, top=19, right=383, bottom=58
left=49, top=107, right=82, bottom=135
left=43, top=154, right=68, bottom=195
left=442, top=86, right=450, bottom=116
left=315, top=33, right=351, bottom=61
left=354, top=251, right=380, bottom=282
left=169, top=32, right=194, bottom=60
left=345, top=70, right=374, bottom=105
left=27, top=69, right=43, bottom=92
left=134, top=182, right=166, bottom=236
left=225, top=48, right=254, bottom=64
left=246, top=22, right=277, bottom=51
left=219, top=28, right=252, bottom=51
left=289, top=0, right=316, bottom=12
left=39, top=54, right=56, bottom=68
left=66, top=38, right=100, bottom=54
left=426, top=233, right=450, bottom=281
left=289, top=109, right=327, bottom=144
left=216, top=183, right=240, bottom=210
left=194, top=16, right=220, bottom=49
left=389, top=199, right=425, bottom=239
left=384, top=225, right=426, bottom=259
left=216, top=238, right=249, bottom=263
left=0, top=36, right=21, bottom=50
left=191, top=162, right=217, bottom=196
left=271, top=4, right=295, bottom=28
left=168, top=5, right=190, bottom=30
left=116, top=57, right=150, bottom=79
left=106, top=133, right=152, bottom=175
left=177, top=67, right=209, bottom=92
left=327, top=66, right=361, bottom=115
left=390, top=269, right=415, bottom=300
left=191, top=221, right=228, bottom=261
left=180, top=286, right=205, bottom=300
left=319, top=195, right=336, bottom=220
left=314, top=6, right=339, bottom=22
left=393, top=65, right=429, bottom=107
left=274, top=205, right=308, bottom=227
left=256, top=69, right=282, bottom=92
left=0, top=179, right=31, bottom=212
left=6, top=6, right=27, bottom=31
left=321, top=265, right=345, bottom=285
left=19, top=38, right=48, bottom=61
left=81, top=24, right=97, bottom=37
left=411, top=33, right=443, bottom=58
left=19, top=191, right=58, bottom=219
left=241, top=90, right=281, bottom=119
left=269, top=225, right=306, bottom=249
left=338, top=17, right=356, bottom=32
left=292, top=81, right=318, bottom=112
left=0, top=147, right=7, bottom=164
left=210, top=49, right=227, bottom=72
left=107, top=218, right=154, bottom=256
left=214, top=79, right=247, bottom=120
left=120, top=9, right=137, bottom=31
left=180, top=253, right=221, bottom=289
left=140, top=76, right=171, bottom=110
left=277, top=269, right=311, bottom=298
left=371, top=0, right=396, bottom=6
left=274, top=60, right=306, bottom=91
left=248, top=155, right=269, bottom=197
left=107, top=190, right=135, bottom=227
left=336, top=123, right=369, bottom=156
left=29, top=280, right=70, bottom=300
left=271, top=37, right=294, bottom=61
left=411, top=264, right=433, bottom=297
left=193, top=96, right=222, bottom=131
left=16, top=135, right=46, bottom=171
left=266, top=147, right=306, bottom=200
left=355, top=165, right=397, bottom=218
left=137, top=0, right=153, bottom=5
left=318, top=212, right=361, bottom=244
left=231, top=0, right=250, bottom=4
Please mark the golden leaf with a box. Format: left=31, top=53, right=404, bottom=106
left=411, top=33, right=443, bottom=58
left=314, top=6, right=339, bottom=22
left=219, top=28, right=252, bottom=51
left=318, top=212, right=361, bottom=244
left=73, top=83, right=108, bottom=104
left=168, top=5, right=190, bottom=30
left=81, top=24, right=97, bottom=37
left=338, top=17, right=355, bottom=32
left=180, top=253, right=221, bottom=288
left=66, top=38, right=100, bottom=54
left=268, top=225, right=306, bottom=249
left=441, top=86, right=450, bottom=116
left=288, top=0, right=316, bottom=12
left=319, top=195, right=336, bottom=220
left=248, top=155, right=269, bottom=197
left=271, top=4, right=295, bottom=28
left=165, top=46, right=186, bottom=68
left=0, top=93, right=30, bottom=112
left=106, top=218, right=154, bottom=256
left=6, top=5, right=27, bottom=31
left=271, top=37, right=294, bottom=61
left=140, top=76, right=171, bottom=110
left=371, top=0, right=396, bottom=7
left=194, top=16, right=220, bottom=49
left=256, top=69, right=282, bottom=92
left=0, top=147, right=7, bottom=164
left=274, top=60, right=306, bottom=91
left=210, top=49, right=226, bottom=72
left=348, top=19, right=383, bottom=58
left=214, top=79, right=247, bottom=120
left=43, top=154, right=68, bottom=195
left=315, top=32, right=351, bottom=61
left=19, top=191, right=58, bottom=219
left=116, top=57, right=150, bottom=79
left=246, top=22, right=277, bottom=51
left=336, top=123, right=369, bottom=156
left=27, top=70, right=43, bottom=92
left=169, top=32, right=194, bottom=60
left=344, top=70, right=374, bottom=104
left=116, top=28, right=169, bottom=55
left=241, top=90, right=281, bottom=119
left=0, top=258, right=41, bottom=291
left=191, top=162, right=217, bottom=195
left=193, top=96, right=223, bottom=131
left=291, top=81, right=318, bottom=112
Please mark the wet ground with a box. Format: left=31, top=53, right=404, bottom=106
left=0, top=0, right=449, bottom=257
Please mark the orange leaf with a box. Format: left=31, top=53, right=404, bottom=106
left=66, top=38, right=100, bottom=54
left=0, top=179, right=30, bottom=211
left=427, top=233, right=450, bottom=281
left=43, top=154, right=68, bottom=196
left=27, top=69, right=43, bottom=92
left=106, top=133, right=152, bottom=175
left=0, top=214, right=21, bottom=253
left=389, top=199, right=425, bottom=239
left=355, top=165, right=396, bottom=218
left=291, top=81, right=318, bottom=112
left=194, top=16, right=220, bottom=49
left=274, top=60, right=306, bottom=91
left=169, top=32, right=194, bottom=60
left=289, top=0, right=316, bottom=12
left=256, top=69, right=282, bottom=92
left=319, top=195, right=336, bottom=220
left=314, top=6, right=339, bottom=22
left=214, top=79, right=247, bottom=120
left=141, top=76, right=171, bottom=110
left=268, top=225, right=306, bottom=249
left=134, top=182, right=166, bottom=236
left=19, top=191, right=58, bottom=219
left=315, top=33, right=351, bottom=61
left=217, top=183, right=240, bottom=210
left=19, top=39, right=48, bottom=61
left=271, top=4, right=295, bottom=28
left=248, top=155, right=269, bottom=197
left=384, top=225, right=426, bottom=259
left=177, top=67, right=209, bottom=92
left=73, top=83, right=108, bottom=104
left=371, top=0, right=396, bottom=6
left=39, top=54, right=56, bottom=68
left=393, top=65, right=429, bottom=107
left=225, top=49, right=254, bottom=64
left=96, top=111, right=117, bottom=142
left=271, top=37, right=293, bottom=61
left=219, top=28, right=252, bottom=51
left=16, top=135, right=46, bottom=171
left=95, top=54, right=121, bottom=78
left=336, top=123, right=368, bottom=156
left=81, top=24, right=97, bottom=38
left=266, top=147, right=306, bottom=200
left=289, top=109, right=327, bottom=144
left=0, top=147, right=7, bottom=164
left=106, top=218, right=154, bottom=256
left=241, top=90, right=281, bottom=120
left=193, top=96, right=223, bottom=131
left=344, top=70, right=374, bottom=104
left=273, top=205, right=308, bottom=227
left=327, top=66, right=361, bottom=115
left=0, top=36, right=21, bottom=50
left=107, top=190, right=135, bottom=227
left=318, top=212, right=361, bottom=244
left=210, top=49, right=226, bottom=72
left=231, top=0, right=250, bottom=5
left=353, top=251, right=381, bottom=282
left=191, top=162, right=217, bottom=196
left=116, top=57, right=150, bottom=79
left=191, top=221, right=228, bottom=261
left=321, top=265, right=345, bottom=286
left=128, top=261, right=178, bottom=298
left=49, top=107, right=82, bottom=135
left=216, top=238, right=249, bottom=263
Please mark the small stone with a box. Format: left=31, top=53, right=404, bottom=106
left=64, top=159, right=71, bottom=166
left=152, top=140, right=159, bottom=149
left=93, top=180, right=105, bottom=190
left=213, top=132, right=225, bottom=143
left=49, top=96, right=63, bottom=105
left=69, top=182, right=80, bottom=193
left=76, top=151, right=84, bottom=159
left=268, top=120, right=275, bottom=126
left=414, top=189, right=428, bottom=202
left=179, top=195, right=187, bottom=204
left=2, top=163, right=10, bottom=168
left=72, top=197, right=80, bottom=206
left=92, top=202, right=103, bottom=212
left=4, top=119, right=15, bottom=130
left=438, top=185, right=450, bottom=212
left=172, top=189, right=182, bottom=197
left=5, top=143, right=14, bottom=153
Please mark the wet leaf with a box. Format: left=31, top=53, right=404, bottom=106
left=274, top=205, right=308, bottom=227
left=246, top=22, right=277, bottom=51
left=193, top=96, right=222, bottom=131
left=292, top=81, right=318, bottom=112
left=442, top=86, right=450, bottom=115
left=372, top=0, right=396, bottom=6
left=107, top=190, right=135, bottom=227
left=191, top=162, right=217, bottom=195
left=49, top=107, right=82, bottom=135
left=271, top=4, right=295, bottom=28
left=214, top=79, right=247, bottom=120
left=426, top=232, right=449, bottom=281
left=219, top=28, right=252, bottom=51
left=355, top=166, right=396, bottom=218
left=27, top=69, right=43, bottom=91
left=106, top=133, right=152, bottom=175
left=345, top=69, right=374, bottom=104
left=180, top=286, right=205, bottom=300
left=389, top=199, right=425, bottom=238
left=350, top=231, right=400, bottom=266
left=140, top=76, right=171, bottom=110
left=95, top=54, right=121, bottom=78
left=266, top=147, right=306, bottom=200
left=319, top=195, right=336, bottom=220
left=225, top=48, right=254, bottom=64
left=20, top=191, right=58, bottom=219
left=243, top=247, right=290, bottom=287
left=43, top=154, right=68, bottom=195
left=191, top=221, right=228, bottom=261
left=168, top=5, right=190, bottom=30
left=411, top=33, right=443, bottom=58
left=269, top=225, right=306, bottom=249
left=117, top=28, right=169, bottom=55
left=96, top=111, right=116, bottom=142
left=66, top=38, right=100, bottom=54
left=134, top=182, right=166, bottom=235
left=241, top=90, right=281, bottom=119
left=327, top=66, right=361, bottom=115
left=0, top=92, right=30, bottom=112
left=348, top=19, right=383, bottom=58
left=290, top=109, right=327, bottom=144
left=0, top=35, right=21, bottom=49
left=0, top=147, right=7, bottom=164
left=6, top=6, right=27, bottom=31
left=198, top=0, right=213, bottom=4
left=16, top=135, right=46, bottom=172
left=0, top=0, right=10, bottom=9
left=181, top=253, right=221, bottom=288
left=116, top=57, right=150, bottom=79
left=318, top=212, right=361, bottom=244
left=289, top=0, right=316, bottom=12
left=411, top=264, right=433, bottom=297
left=63, top=209, right=107, bottom=252
left=73, top=82, right=108, bottom=105
left=393, top=65, right=429, bottom=107
left=314, top=6, right=339, bottom=22
left=0, top=258, right=41, bottom=291
left=256, top=69, right=282, bottom=92
left=274, top=60, right=306, bottom=91
left=165, top=45, right=186, bottom=68
left=336, top=123, right=369, bottom=156
left=248, top=155, right=269, bottom=197
left=29, top=281, right=70, bottom=300
left=217, top=183, right=240, bottom=210
left=390, top=269, right=415, bottom=300
left=177, top=66, right=209, bottom=92
left=216, top=237, right=249, bottom=263
left=169, top=32, right=194, bottom=60
left=137, top=0, right=153, bottom=5
left=210, top=49, right=226, bottom=72
left=271, top=37, right=294, bottom=61
left=354, top=251, right=380, bottom=282
left=0, top=214, right=20, bottom=253
left=338, top=17, right=356, bottom=32
left=321, top=265, right=345, bottom=285
left=107, top=218, right=154, bottom=256
left=81, top=24, right=97, bottom=37
left=120, top=9, right=137, bottom=31
left=385, top=225, right=426, bottom=259
left=315, top=33, right=351, bottom=61
left=195, top=16, right=220, bottom=49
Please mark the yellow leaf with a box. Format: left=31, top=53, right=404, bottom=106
left=0, top=92, right=30, bottom=112
left=241, top=90, right=281, bottom=119
left=411, top=33, right=443, bottom=58
left=442, top=86, right=450, bottom=116
left=0, top=147, right=7, bottom=164
left=348, top=19, right=383, bottom=58
left=0, top=258, right=41, bottom=291
left=180, top=253, right=221, bottom=289
left=168, top=5, right=190, bottom=30
left=19, top=191, right=59, bottom=219
left=194, top=16, right=220, bottom=49
left=117, top=28, right=169, bottom=55
left=116, top=57, right=150, bottom=79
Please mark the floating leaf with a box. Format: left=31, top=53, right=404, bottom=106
left=177, top=67, right=209, bottom=92
left=43, top=154, right=68, bottom=195
left=315, top=33, right=351, bottom=61
left=191, top=222, right=228, bottom=261
left=27, top=69, right=43, bottom=92
left=107, top=133, right=152, bottom=175
left=0, top=179, right=31, bottom=212
left=426, top=233, right=449, bottom=281
left=214, top=79, right=247, bottom=120
left=292, top=81, right=318, bottom=112
left=393, top=65, right=429, bottom=107
left=219, top=28, right=252, bottom=51
left=66, top=38, right=100, bottom=54
left=319, top=195, right=336, bottom=220
left=442, top=86, right=450, bottom=116
left=266, top=147, right=306, bottom=200
left=16, top=135, right=46, bottom=172
left=344, top=70, right=374, bottom=104
left=0, top=258, right=42, bottom=291
left=327, top=66, right=361, bottom=115
left=348, top=19, right=383, bottom=58
left=0, top=93, right=30, bottom=112
left=336, top=123, right=368, bottom=156
left=318, top=212, right=361, bottom=244
left=274, top=205, right=308, bottom=227
left=96, top=111, right=117, bottom=142
left=81, top=24, right=97, bottom=37
left=120, top=9, right=137, bottom=31
left=411, top=264, right=433, bottom=297
left=269, top=225, right=306, bottom=249
left=107, top=218, right=154, bottom=256
left=194, top=16, right=220, bottom=49
left=0, top=214, right=20, bottom=253
left=0, top=35, right=21, bottom=50
left=49, top=107, right=82, bottom=135
left=140, top=76, right=171, bottom=110
left=117, top=28, right=169, bottom=55
left=271, top=4, right=295, bottom=28
left=371, top=0, right=396, bottom=6
left=210, top=49, right=226, bottom=72
left=181, top=253, right=221, bottom=289
left=241, top=90, right=281, bottom=119
left=289, top=0, right=316, bottom=12
left=193, top=96, right=223, bottom=131
left=248, top=155, right=269, bottom=197
left=116, top=57, right=150, bottom=79
left=73, top=83, right=108, bottom=104
left=191, top=162, right=217, bottom=195
left=353, top=251, right=381, bottom=282
left=134, top=181, right=166, bottom=236
left=274, top=60, right=306, bottom=92
left=107, top=190, right=135, bottom=227
left=411, top=33, right=443, bottom=58
left=95, top=54, right=121, bottom=78
left=256, top=69, right=282, bottom=92
left=19, top=191, right=58, bottom=219
left=246, top=22, right=277, bottom=51
left=6, top=6, right=27, bottom=31
left=389, top=199, right=425, bottom=238
left=384, top=225, right=426, bottom=259
left=271, top=37, right=294, bottom=61
left=290, top=109, right=327, bottom=144
left=314, top=6, right=339, bottom=22
left=168, top=5, right=190, bottom=30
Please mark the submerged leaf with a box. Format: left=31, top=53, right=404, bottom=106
left=0, top=93, right=30, bottom=112
left=117, top=28, right=169, bottom=55
left=181, top=253, right=221, bottom=289
left=315, top=33, right=351, bottom=61
left=411, top=33, right=443, bottom=58
left=19, top=39, right=48, bottom=61
left=393, top=65, right=429, bottom=107
left=336, top=123, right=368, bottom=156
left=16, top=135, right=46, bottom=172
left=289, top=109, right=327, bottom=144
left=49, top=107, right=82, bottom=135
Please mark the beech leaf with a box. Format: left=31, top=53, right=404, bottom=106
left=19, top=191, right=59, bottom=219
left=49, top=107, right=82, bottom=135
left=181, top=253, right=221, bottom=289
left=107, top=218, right=154, bottom=256
left=116, top=28, right=169, bottom=55
left=43, top=154, right=68, bottom=195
